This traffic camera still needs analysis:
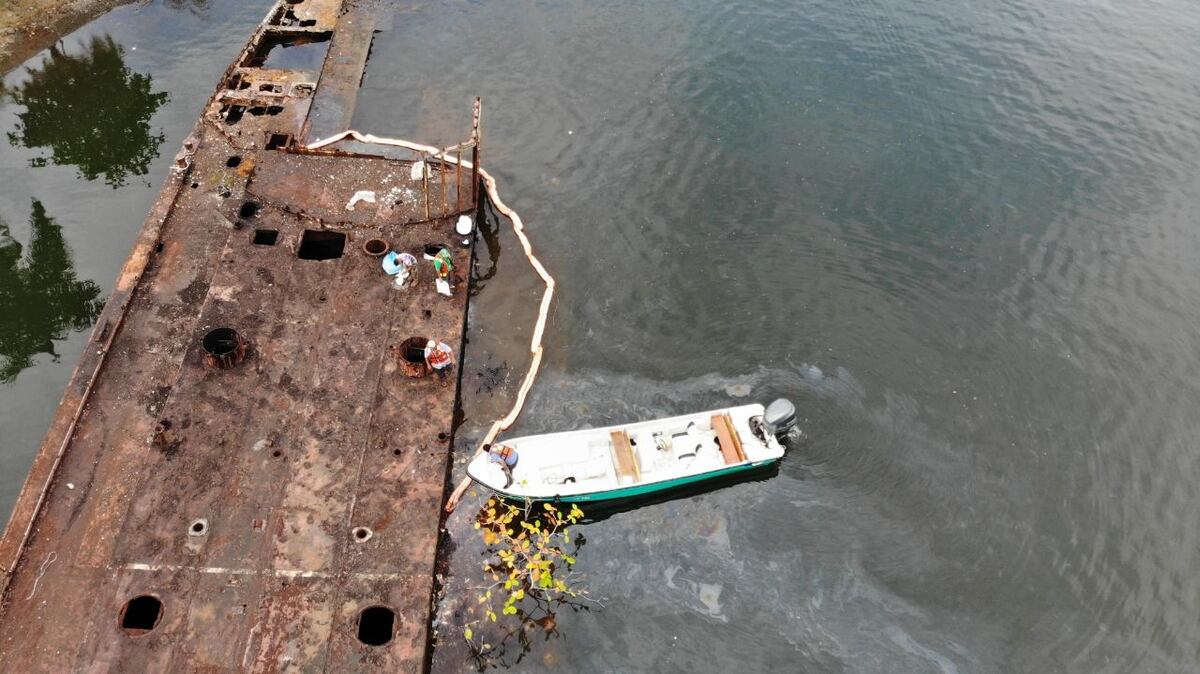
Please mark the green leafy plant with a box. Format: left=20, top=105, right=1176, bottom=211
left=460, top=497, right=596, bottom=664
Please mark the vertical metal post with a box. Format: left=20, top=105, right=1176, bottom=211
left=455, top=149, right=463, bottom=213
left=422, top=151, right=430, bottom=221
left=440, top=156, right=448, bottom=218
left=471, top=144, right=479, bottom=206
left=471, top=97, right=482, bottom=206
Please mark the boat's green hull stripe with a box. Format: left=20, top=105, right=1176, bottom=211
left=493, top=459, right=777, bottom=503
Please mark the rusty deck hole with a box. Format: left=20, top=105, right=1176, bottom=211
left=120, top=595, right=163, bottom=636
left=357, top=606, right=395, bottom=646
left=221, top=104, right=245, bottom=125
left=239, top=201, right=261, bottom=219
left=363, top=238, right=388, bottom=257
left=226, top=155, right=242, bottom=168
left=202, top=327, right=248, bottom=369
left=188, top=519, right=209, bottom=537
left=248, top=105, right=285, bottom=117
left=265, top=132, right=292, bottom=150
left=438, top=432, right=448, bottom=442
left=253, top=229, right=279, bottom=246
left=352, top=526, right=373, bottom=543
left=271, top=449, right=282, bottom=458
left=298, top=230, right=346, bottom=260
left=400, top=339, right=427, bottom=363
left=392, top=448, right=402, bottom=456
left=422, top=309, right=432, bottom=319
left=397, top=336, right=431, bottom=378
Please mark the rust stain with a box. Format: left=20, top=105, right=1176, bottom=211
left=0, top=1, right=480, bottom=670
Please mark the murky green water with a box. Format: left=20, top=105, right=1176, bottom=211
left=3, top=0, right=1200, bottom=671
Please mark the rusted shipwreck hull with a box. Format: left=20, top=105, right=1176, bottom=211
left=0, top=0, right=481, bottom=670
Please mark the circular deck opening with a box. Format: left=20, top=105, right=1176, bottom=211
left=239, top=201, right=260, bottom=219
left=396, top=336, right=430, bottom=378
left=120, top=595, right=163, bottom=636
left=201, top=326, right=248, bottom=366
left=352, top=526, right=373, bottom=543
left=363, top=238, right=388, bottom=257
left=202, top=327, right=248, bottom=369
left=357, top=606, right=395, bottom=646
left=226, top=155, right=242, bottom=168
left=188, top=519, right=208, bottom=537
left=203, top=328, right=239, bottom=356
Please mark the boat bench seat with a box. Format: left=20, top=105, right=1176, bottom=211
left=610, top=430, right=641, bottom=483
left=711, top=413, right=747, bottom=465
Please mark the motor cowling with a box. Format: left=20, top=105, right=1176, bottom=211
left=762, top=398, right=797, bottom=439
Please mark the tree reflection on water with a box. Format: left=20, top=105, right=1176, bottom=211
left=0, top=200, right=104, bottom=383
left=2, top=35, right=168, bottom=188
left=162, top=0, right=211, bottom=16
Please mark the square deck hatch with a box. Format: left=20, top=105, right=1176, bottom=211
left=297, top=230, right=345, bottom=260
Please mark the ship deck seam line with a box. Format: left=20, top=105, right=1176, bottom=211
left=118, top=563, right=406, bottom=580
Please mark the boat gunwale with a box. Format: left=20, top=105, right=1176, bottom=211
left=480, top=457, right=781, bottom=504
left=465, top=403, right=784, bottom=500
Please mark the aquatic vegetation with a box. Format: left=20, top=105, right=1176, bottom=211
left=461, top=498, right=597, bottom=667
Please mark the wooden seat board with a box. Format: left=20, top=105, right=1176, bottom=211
left=609, top=430, right=641, bottom=481
left=711, top=414, right=746, bottom=465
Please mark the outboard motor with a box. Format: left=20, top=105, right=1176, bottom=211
left=761, top=398, right=798, bottom=440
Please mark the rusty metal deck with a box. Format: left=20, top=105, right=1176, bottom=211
left=0, top=1, right=480, bottom=670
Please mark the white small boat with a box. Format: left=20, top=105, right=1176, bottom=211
left=466, top=400, right=797, bottom=503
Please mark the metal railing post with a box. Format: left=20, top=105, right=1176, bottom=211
left=471, top=97, right=482, bottom=206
